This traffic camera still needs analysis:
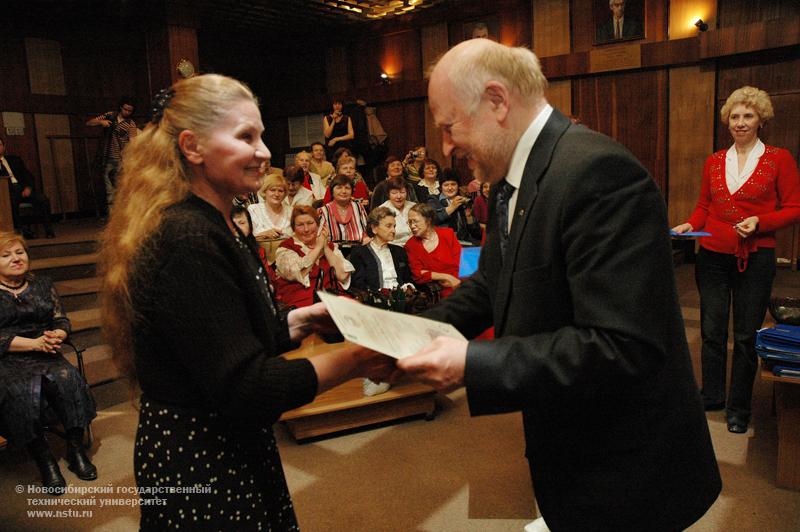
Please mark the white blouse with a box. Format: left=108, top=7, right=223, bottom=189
left=369, top=240, right=399, bottom=289
left=248, top=203, right=292, bottom=237
left=726, top=138, right=765, bottom=195
left=380, top=200, right=416, bottom=245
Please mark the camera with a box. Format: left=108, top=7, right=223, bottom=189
left=410, top=150, right=421, bottom=158
left=461, top=196, right=473, bottom=208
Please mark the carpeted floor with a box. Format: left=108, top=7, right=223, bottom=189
left=2, top=263, right=800, bottom=531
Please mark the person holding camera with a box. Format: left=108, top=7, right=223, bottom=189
left=402, top=146, right=427, bottom=183
left=429, top=168, right=482, bottom=245
left=323, top=99, right=354, bottom=160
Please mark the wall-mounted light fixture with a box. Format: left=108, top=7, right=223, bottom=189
left=694, top=19, right=709, bottom=32
left=380, top=72, right=391, bottom=84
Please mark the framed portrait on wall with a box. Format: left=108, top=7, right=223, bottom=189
left=459, top=15, right=500, bottom=44
left=593, top=0, right=645, bottom=45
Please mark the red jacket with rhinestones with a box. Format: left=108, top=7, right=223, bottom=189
left=686, top=146, right=800, bottom=259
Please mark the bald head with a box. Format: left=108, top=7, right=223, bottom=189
left=430, top=39, right=548, bottom=116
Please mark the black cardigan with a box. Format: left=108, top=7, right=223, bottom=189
left=349, top=242, right=413, bottom=291
left=129, top=194, right=318, bottom=426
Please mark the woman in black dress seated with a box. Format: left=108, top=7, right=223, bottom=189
left=101, top=74, right=392, bottom=531
left=0, top=231, right=97, bottom=494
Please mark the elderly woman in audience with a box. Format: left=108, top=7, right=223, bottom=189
left=430, top=168, right=482, bottom=245
left=379, top=176, right=416, bottom=245
left=404, top=203, right=462, bottom=298
left=274, top=205, right=355, bottom=308
left=284, top=165, right=315, bottom=209
left=318, top=174, right=370, bottom=244
left=414, top=158, right=442, bottom=205
left=371, top=155, right=418, bottom=210
left=323, top=155, right=369, bottom=206
left=0, top=231, right=97, bottom=494
left=248, top=173, right=292, bottom=240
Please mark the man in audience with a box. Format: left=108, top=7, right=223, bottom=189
left=283, top=165, right=314, bottom=209
left=86, top=96, right=137, bottom=210
left=309, top=141, right=335, bottom=188
left=294, top=150, right=325, bottom=201
left=399, top=38, right=721, bottom=531
left=0, top=137, right=55, bottom=239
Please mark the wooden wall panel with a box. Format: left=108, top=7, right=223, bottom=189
left=546, top=79, right=572, bottom=118
left=374, top=100, right=426, bottom=162
left=167, top=25, right=199, bottom=84
left=533, top=0, right=571, bottom=57
left=25, top=38, right=66, bottom=96
left=668, top=0, right=717, bottom=40
left=421, top=23, right=449, bottom=168
left=667, top=65, right=715, bottom=226
left=34, top=114, right=76, bottom=214
left=325, top=46, right=349, bottom=95
left=718, top=0, right=800, bottom=28
left=573, top=69, right=667, bottom=192
left=351, top=30, right=421, bottom=89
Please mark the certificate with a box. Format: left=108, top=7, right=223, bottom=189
left=316, top=291, right=466, bottom=359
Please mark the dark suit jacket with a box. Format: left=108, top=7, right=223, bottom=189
left=1, top=155, right=36, bottom=190
left=596, top=16, right=643, bottom=42
left=349, top=243, right=413, bottom=291
left=423, top=109, right=721, bottom=530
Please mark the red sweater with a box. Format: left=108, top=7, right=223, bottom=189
left=404, top=227, right=461, bottom=298
left=686, top=146, right=800, bottom=262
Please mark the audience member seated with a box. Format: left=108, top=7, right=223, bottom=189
left=349, top=206, right=412, bottom=396
left=404, top=203, right=462, bottom=298
left=370, top=156, right=418, bottom=210
left=248, top=174, right=292, bottom=240
left=349, top=206, right=414, bottom=292
left=414, top=158, right=442, bottom=205
left=323, top=155, right=369, bottom=207
left=283, top=165, right=315, bottom=209
left=309, top=141, right=335, bottom=188
left=231, top=206, right=275, bottom=278
left=0, top=231, right=96, bottom=494
left=472, top=181, right=491, bottom=226
left=0, top=137, right=55, bottom=239
left=295, top=150, right=325, bottom=201
left=318, top=175, right=370, bottom=245
left=380, top=176, right=416, bottom=245
left=429, top=168, right=482, bottom=245
left=274, top=206, right=354, bottom=308
left=402, top=146, right=427, bottom=183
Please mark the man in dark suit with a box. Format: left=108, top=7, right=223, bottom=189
left=398, top=39, right=721, bottom=530
left=0, top=137, right=55, bottom=239
left=596, top=0, right=643, bottom=43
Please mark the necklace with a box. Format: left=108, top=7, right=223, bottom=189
left=0, top=278, right=26, bottom=290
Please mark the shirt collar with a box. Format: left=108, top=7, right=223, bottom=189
left=505, top=104, right=553, bottom=190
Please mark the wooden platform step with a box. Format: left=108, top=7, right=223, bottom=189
left=55, top=277, right=101, bottom=311
left=63, top=344, right=121, bottom=387
left=68, top=307, right=101, bottom=333
left=31, top=252, right=99, bottom=281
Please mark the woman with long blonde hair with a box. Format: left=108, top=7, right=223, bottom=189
left=101, top=74, right=392, bottom=530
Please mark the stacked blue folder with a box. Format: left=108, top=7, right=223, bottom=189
left=756, top=324, right=800, bottom=378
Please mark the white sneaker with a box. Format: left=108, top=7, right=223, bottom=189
left=363, top=379, right=391, bottom=396
left=524, top=517, right=550, bottom=532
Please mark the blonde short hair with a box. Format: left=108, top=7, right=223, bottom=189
left=445, top=40, right=548, bottom=115
left=0, top=230, right=27, bottom=255
left=258, top=173, right=287, bottom=199
left=720, top=86, right=774, bottom=124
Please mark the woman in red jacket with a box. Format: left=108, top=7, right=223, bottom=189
left=405, top=203, right=462, bottom=298
left=673, top=86, right=800, bottom=434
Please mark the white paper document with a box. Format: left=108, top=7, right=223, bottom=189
left=316, top=291, right=466, bottom=359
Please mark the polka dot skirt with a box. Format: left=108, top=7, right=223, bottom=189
left=134, top=396, right=299, bottom=531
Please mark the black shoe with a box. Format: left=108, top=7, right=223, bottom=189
left=727, top=418, right=749, bottom=433
left=66, top=444, right=98, bottom=480
left=704, top=401, right=725, bottom=412
left=33, top=451, right=66, bottom=495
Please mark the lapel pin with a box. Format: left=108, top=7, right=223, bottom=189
left=518, top=209, right=525, bottom=216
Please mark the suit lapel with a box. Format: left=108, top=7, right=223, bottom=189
left=493, top=109, right=572, bottom=333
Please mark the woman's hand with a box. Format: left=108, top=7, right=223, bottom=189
left=352, top=346, right=398, bottom=383
left=287, top=302, right=338, bottom=343
left=34, top=333, right=62, bottom=353
left=735, top=216, right=759, bottom=238
left=328, top=138, right=338, bottom=147
left=671, top=223, right=693, bottom=234
left=256, top=228, right=282, bottom=239
left=440, top=274, right=461, bottom=289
